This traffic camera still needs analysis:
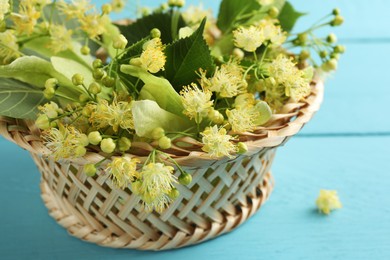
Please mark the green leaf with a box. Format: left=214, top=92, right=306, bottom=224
left=0, top=78, right=46, bottom=119
left=116, top=12, right=186, bottom=45
left=217, top=0, right=261, bottom=33
left=51, top=56, right=93, bottom=87
left=164, top=19, right=215, bottom=90
left=120, top=65, right=185, bottom=117
left=0, top=56, right=71, bottom=88
left=131, top=100, right=192, bottom=138
left=278, top=1, right=305, bottom=32
left=23, top=37, right=94, bottom=68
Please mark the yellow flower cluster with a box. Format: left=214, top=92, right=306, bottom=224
left=0, top=0, right=10, bottom=21
left=42, top=125, right=89, bottom=161
left=48, top=25, right=73, bottom=53
left=135, top=163, right=177, bottom=213
left=89, top=96, right=134, bottom=133
left=106, top=157, right=140, bottom=189
left=201, top=125, right=237, bottom=158
left=180, top=83, right=213, bottom=123
left=139, top=38, right=166, bottom=73
left=316, top=190, right=342, bottom=215
left=0, top=30, right=20, bottom=64
left=201, top=60, right=247, bottom=98
left=11, top=1, right=41, bottom=35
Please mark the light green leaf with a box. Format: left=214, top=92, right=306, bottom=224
left=0, top=78, right=46, bottom=119
left=132, top=100, right=192, bottom=138
left=164, top=18, right=215, bottom=90
left=51, top=56, right=94, bottom=87
left=253, top=101, right=272, bottom=125
left=121, top=64, right=185, bottom=117
left=23, top=37, right=94, bottom=68
left=0, top=56, right=71, bottom=88
left=278, top=1, right=305, bottom=32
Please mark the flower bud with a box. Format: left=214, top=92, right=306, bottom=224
left=331, top=15, right=344, bottom=26
left=88, top=131, right=102, bottom=145
left=93, top=68, right=105, bottom=80
left=80, top=45, right=90, bottom=55
left=84, top=164, right=97, bottom=177
left=118, top=137, right=131, bottom=151
left=74, top=146, right=87, bottom=157
left=72, top=73, right=84, bottom=86
left=322, top=58, right=338, bottom=71
left=208, top=110, right=224, bottom=124
left=334, top=45, right=346, bottom=54
left=150, top=28, right=161, bottom=38
left=326, top=33, right=337, bottom=44
left=79, top=134, right=89, bottom=146
left=43, top=87, right=55, bottom=99
left=79, top=93, right=90, bottom=102
left=299, top=50, right=310, bottom=60
left=102, top=3, right=112, bottom=14
left=35, top=114, right=50, bottom=130
left=330, top=53, right=340, bottom=60
left=168, top=188, right=180, bottom=199
left=232, top=48, right=245, bottom=60
left=332, top=8, right=340, bottom=16
left=45, top=78, right=58, bottom=89
left=102, top=76, right=116, bottom=88
left=268, top=6, right=279, bottom=18
left=179, top=172, right=192, bottom=185
left=158, top=136, right=172, bottom=149
left=113, top=34, right=128, bottom=50
left=129, top=58, right=142, bottom=67
left=319, top=50, right=328, bottom=59
left=237, top=142, right=248, bottom=154
left=92, top=59, right=103, bottom=69
left=82, top=106, right=93, bottom=117
left=101, top=138, right=116, bottom=153
left=298, top=33, right=308, bottom=45
left=151, top=127, right=165, bottom=140
left=88, top=82, right=101, bottom=94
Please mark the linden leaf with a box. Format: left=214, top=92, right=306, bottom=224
left=0, top=78, right=46, bottom=119
left=278, top=1, right=306, bottom=32
left=164, top=19, right=215, bottom=90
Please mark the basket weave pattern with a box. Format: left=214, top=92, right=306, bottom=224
left=0, top=81, right=323, bottom=250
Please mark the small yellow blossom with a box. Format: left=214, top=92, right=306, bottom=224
left=11, top=1, right=41, bottom=35
left=48, top=25, right=73, bottom=53
left=201, top=60, right=247, bottom=98
left=138, top=163, right=177, bottom=212
left=258, top=19, right=286, bottom=46
left=0, top=30, right=20, bottom=64
left=79, top=14, right=107, bottom=39
left=90, top=96, right=134, bottom=133
left=106, top=157, right=140, bottom=189
left=233, top=25, right=264, bottom=52
left=0, top=0, right=10, bottom=21
left=38, top=101, right=59, bottom=119
left=316, top=189, right=342, bottom=215
left=180, top=83, right=213, bottom=123
left=226, top=106, right=256, bottom=133
left=139, top=38, right=166, bottom=73
left=42, top=125, right=89, bottom=161
left=201, top=125, right=237, bottom=158
left=58, top=0, right=92, bottom=19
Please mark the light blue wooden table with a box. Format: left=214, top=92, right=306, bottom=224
left=1, top=0, right=390, bottom=259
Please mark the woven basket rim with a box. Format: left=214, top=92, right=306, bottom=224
left=0, top=79, right=324, bottom=168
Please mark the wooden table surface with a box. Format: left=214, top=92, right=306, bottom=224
left=1, top=0, right=389, bottom=259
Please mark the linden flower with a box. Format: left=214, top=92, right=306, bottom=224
left=201, top=60, right=247, bottom=98
left=48, top=25, right=73, bottom=53
left=316, top=190, right=342, bottom=215
left=90, top=97, right=134, bottom=133
left=140, top=38, right=166, bottom=73
left=38, top=101, right=60, bottom=119
left=201, top=125, right=237, bottom=158
left=79, top=14, right=107, bottom=39
left=226, top=106, right=256, bottom=133
left=42, top=125, right=89, bottom=161
left=233, top=25, right=264, bottom=52
left=285, top=76, right=311, bottom=101
left=138, top=163, right=177, bottom=212
left=0, top=0, right=10, bottom=21
left=11, top=1, right=41, bottom=35
left=258, top=19, right=286, bottom=46
left=0, top=30, right=20, bottom=64
left=58, top=0, right=92, bottom=19
left=180, top=83, right=213, bottom=123
left=106, top=157, right=140, bottom=189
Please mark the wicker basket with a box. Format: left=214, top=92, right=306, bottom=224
left=0, top=80, right=323, bottom=250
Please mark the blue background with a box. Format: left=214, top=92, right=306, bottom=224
left=1, top=0, right=390, bottom=259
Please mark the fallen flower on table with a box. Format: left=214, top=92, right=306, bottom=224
left=316, top=189, right=342, bottom=215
